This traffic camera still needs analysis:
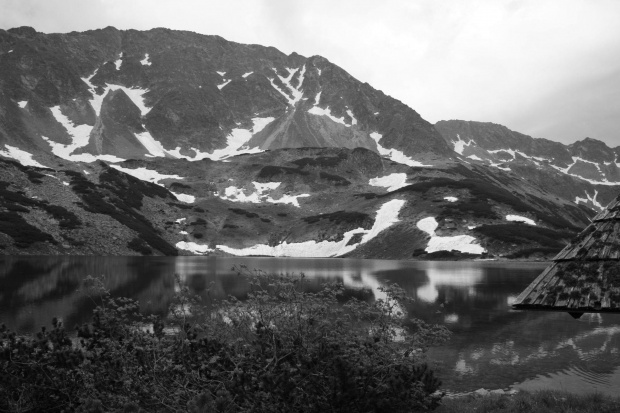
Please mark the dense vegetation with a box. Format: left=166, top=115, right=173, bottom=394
left=0, top=268, right=449, bottom=412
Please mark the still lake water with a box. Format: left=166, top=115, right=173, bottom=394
left=1, top=256, right=620, bottom=396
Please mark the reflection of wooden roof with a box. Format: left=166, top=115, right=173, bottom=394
left=513, top=194, right=620, bottom=317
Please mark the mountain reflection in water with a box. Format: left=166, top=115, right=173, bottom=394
left=1, top=256, right=620, bottom=396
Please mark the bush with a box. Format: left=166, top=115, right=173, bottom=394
left=0, top=269, right=449, bottom=412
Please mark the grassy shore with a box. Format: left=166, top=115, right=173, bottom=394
left=436, top=390, right=620, bottom=413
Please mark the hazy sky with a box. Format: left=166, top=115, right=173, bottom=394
left=2, top=0, right=619, bottom=147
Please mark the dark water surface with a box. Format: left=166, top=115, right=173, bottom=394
left=1, top=256, right=619, bottom=396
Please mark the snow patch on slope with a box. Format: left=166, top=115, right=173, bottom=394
left=0, top=145, right=47, bottom=168
left=242, top=71, right=253, bottom=78
left=218, top=181, right=309, bottom=207
left=82, top=71, right=151, bottom=116
left=217, top=79, right=231, bottom=90
left=114, top=53, right=123, bottom=70
left=217, top=199, right=405, bottom=257
left=167, top=117, right=274, bottom=161
left=46, top=106, right=124, bottom=163
left=176, top=241, right=213, bottom=254
left=417, top=217, right=485, bottom=254
left=370, top=132, right=432, bottom=167
left=18, top=101, right=27, bottom=108
left=444, top=197, right=458, bottom=202
left=505, top=215, right=536, bottom=225
left=110, top=165, right=184, bottom=185
left=308, top=106, right=350, bottom=126
left=171, top=192, right=195, bottom=203
left=369, top=173, right=408, bottom=191
left=140, top=54, right=151, bottom=66
left=452, top=134, right=474, bottom=155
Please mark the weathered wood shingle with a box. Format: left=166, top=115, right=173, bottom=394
left=513, top=193, right=620, bottom=315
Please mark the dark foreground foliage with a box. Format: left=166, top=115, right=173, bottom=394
left=0, top=268, right=449, bottom=412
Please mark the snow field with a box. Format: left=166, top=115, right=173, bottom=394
left=505, top=215, right=536, bottom=225
left=416, top=216, right=485, bottom=254
left=0, top=145, right=47, bottom=168
left=171, top=192, right=196, bottom=203
left=369, top=173, right=408, bottom=191
left=175, top=241, right=213, bottom=254
left=216, top=199, right=405, bottom=257
left=110, top=165, right=184, bottom=185
left=217, top=181, right=310, bottom=207
left=370, top=132, right=432, bottom=167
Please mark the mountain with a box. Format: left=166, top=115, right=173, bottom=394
left=0, top=27, right=615, bottom=259
left=435, top=120, right=620, bottom=212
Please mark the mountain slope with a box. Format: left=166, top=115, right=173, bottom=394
left=0, top=26, right=450, bottom=166
left=435, top=120, right=620, bottom=211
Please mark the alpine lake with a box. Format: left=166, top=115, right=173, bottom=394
left=2, top=256, right=619, bottom=396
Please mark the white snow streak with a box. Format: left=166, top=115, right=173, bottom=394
left=444, top=197, right=458, bottom=202
left=505, top=215, right=536, bottom=225
left=0, top=145, right=47, bottom=168
left=242, top=71, right=253, bottom=78
left=346, top=109, right=357, bottom=126
left=417, top=217, right=485, bottom=254
left=217, top=80, right=231, bottom=90
left=369, top=173, right=408, bottom=192
left=370, top=132, right=432, bottom=167
left=110, top=165, right=184, bottom=186
left=269, top=65, right=306, bottom=106
left=216, top=71, right=226, bottom=76
left=467, top=155, right=483, bottom=161
left=140, top=54, right=151, bottom=66
left=134, top=131, right=168, bottom=157
left=307, top=106, right=350, bottom=126
left=217, top=199, right=405, bottom=257
left=574, top=190, right=603, bottom=210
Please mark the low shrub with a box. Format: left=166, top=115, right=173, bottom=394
left=0, top=270, right=449, bottom=412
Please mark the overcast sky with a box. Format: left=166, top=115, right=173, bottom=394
left=2, top=0, right=619, bottom=147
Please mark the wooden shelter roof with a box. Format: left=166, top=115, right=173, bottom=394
left=513, top=194, right=620, bottom=316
